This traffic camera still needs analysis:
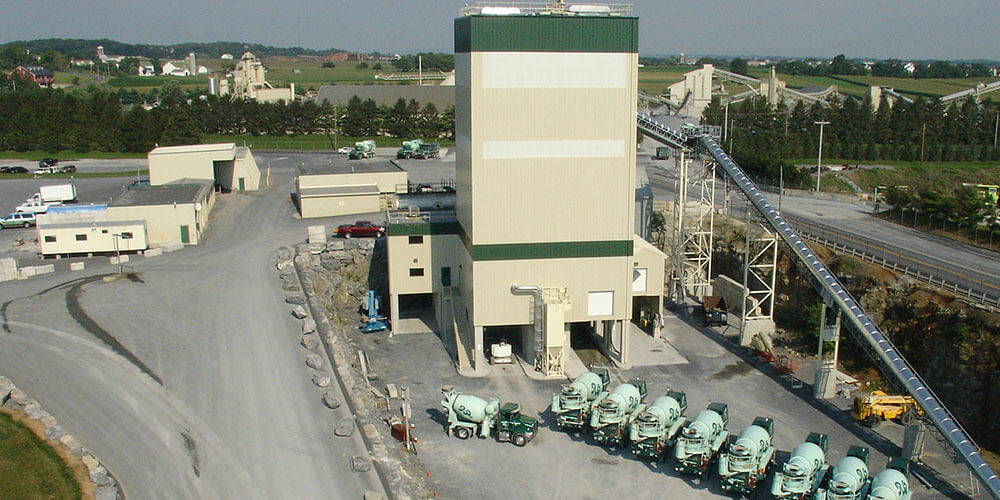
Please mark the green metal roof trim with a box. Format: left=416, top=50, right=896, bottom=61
left=455, top=15, right=638, bottom=53
left=387, top=221, right=462, bottom=236
left=470, top=239, right=633, bottom=261
left=389, top=220, right=633, bottom=259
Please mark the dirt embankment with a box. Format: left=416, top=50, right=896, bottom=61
left=712, top=216, right=1000, bottom=452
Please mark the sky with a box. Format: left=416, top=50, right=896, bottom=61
left=1, top=0, right=997, bottom=61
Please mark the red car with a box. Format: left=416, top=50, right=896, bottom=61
left=335, top=221, right=385, bottom=238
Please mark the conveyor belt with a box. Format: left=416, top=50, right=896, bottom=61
left=634, top=114, right=1000, bottom=498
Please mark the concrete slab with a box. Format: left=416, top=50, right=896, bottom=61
left=70, top=262, right=85, bottom=271
left=143, top=248, right=163, bottom=258
left=35, top=264, right=55, bottom=275
left=626, top=321, right=688, bottom=367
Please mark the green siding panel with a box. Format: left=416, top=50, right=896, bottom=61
left=455, top=15, right=638, bottom=53
left=387, top=221, right=462, bottom=236
left=471, top=240, right=633, bottom=261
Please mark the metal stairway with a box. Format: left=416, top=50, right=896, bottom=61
left=635, top=113, right=1000, bottom=499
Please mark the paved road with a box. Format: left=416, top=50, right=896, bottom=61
left=0, top=154, right=385, bottom=500
left=641, top=142, right=1000, bottom=303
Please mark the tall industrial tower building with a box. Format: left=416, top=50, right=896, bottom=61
left=387, top=3, right=663, bottom=376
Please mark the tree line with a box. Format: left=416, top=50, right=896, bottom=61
left=0, top=81, right=456, bottom=153
left=776, top=54, right=995, bottom=79
left=702, top=93, right=1000, bottom=171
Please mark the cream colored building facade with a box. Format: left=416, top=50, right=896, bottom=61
left=387, top=7, right=664, bottom=376
left=296, top=163, right=406, bottom=218
left=36, top=182, right=216, bottom=255
left=148, top=143, right=261, bottom=191
left=38, top=220, right=148, bottom=255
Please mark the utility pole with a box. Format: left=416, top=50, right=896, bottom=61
left=994, top=112, right=998, bottom=149
left=779, top=164, right=784, bottom=212
left=815, top=121, right=830, bottom=192
left=920, top=123, right=927, bottom=165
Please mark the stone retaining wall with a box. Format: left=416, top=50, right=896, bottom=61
left=0, top=375, right=122, bottom=500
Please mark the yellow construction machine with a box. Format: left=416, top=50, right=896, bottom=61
left=851, top=390, right=923, bottom=427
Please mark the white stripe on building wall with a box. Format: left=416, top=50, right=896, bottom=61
left=481, top=52, right=628, bottom=89
left=482, top=139, right=625, bottom=159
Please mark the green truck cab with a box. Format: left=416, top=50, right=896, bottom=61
left=495, top=403, right=538, bottom=447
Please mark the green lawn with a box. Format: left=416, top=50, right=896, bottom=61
left=783, top=158, right=1000, bottom=194
left=0, top=412, right=82, bottom=500
left=0, top=151, right=147, bottom=160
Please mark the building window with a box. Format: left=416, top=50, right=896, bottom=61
left=120, top=232, right=133, bottom=239
left=44, top=235, right=56, bottom=243
left=409, top=268, right=425, bottom=277
left=101, top=229, right=109, bottom=234
left=408, top=235, right=424, bottom=244
left=587, top=291, right=614, bottom=316
left=75, top=234, right=87, bottom=241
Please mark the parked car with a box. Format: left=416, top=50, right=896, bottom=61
left=337, top=146, right=352, bottom=154
left=1, top=166, right=28, bottom=174
left=58, top=165, right=77, bottom=173
left=335, top=221, right=386, bottom=238
left=0, top=212, right=36, bottom=229
left=130, top=178, right=151, bottom=187
left=38, top=157, right=58, bottom=168
left=34, top=166, right=58, bottom=175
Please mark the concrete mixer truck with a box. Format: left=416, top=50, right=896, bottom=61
left=396, top=139, right=423, bottom=159
left=628, top=390, right=687, bottom=461
left=718, top=416, right=776, bottom=495
left=866, top=457, right=910, bottom=500
left=772, top=432, right=830, bottom=499
left=440, top=386, right=538, bottom=446
left=674, top=402, right=730, bottom=477
left=551, top=368, right=611, bottom=431
left=349, top=140, right=376, bottom=159
left=589, top=379, right=647, bottom=447
left=815, top=445, right=871, bottom=500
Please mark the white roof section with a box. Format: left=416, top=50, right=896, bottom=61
left=148, top=143, right=237, bottom=156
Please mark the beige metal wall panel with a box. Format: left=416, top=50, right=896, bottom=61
left=455, top=52, right=474, bottom=235
left=148, top=144, right=235, bottom=186
left=481, top=52, right=628, bottom=89
left=631, top=236, right=666, bottom=297
left=297, top=172, right=407, bottom=193
left=234, top=151, right=261, bottom=190
left=38, top=222, right=147, bottom=255
left=462, top=53, right=638, bottom=245
left=300, top=194, right=381, bottom=219
left=105, top=204, right=199, bottom=244
left=471, top=256, right=631, bottom=326
left=388, top=234, right=465, bottom=296
left=387, top=234, right=433, bottom=294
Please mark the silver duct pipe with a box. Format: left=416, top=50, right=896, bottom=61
left=511, top=285, right=543, bottom=365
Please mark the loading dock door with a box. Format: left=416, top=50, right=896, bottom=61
left=238, top=178, right=245, bottom=191
left=180, top=225, right=190, bottom=244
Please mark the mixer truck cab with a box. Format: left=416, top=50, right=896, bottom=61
left=495, top=403, right=539, bottom=447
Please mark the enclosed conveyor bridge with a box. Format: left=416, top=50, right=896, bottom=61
left=636, top=114, right=1000, bottom=499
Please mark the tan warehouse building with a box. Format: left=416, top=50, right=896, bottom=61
left=148, top=143, right=261, bottom=191
left=37, top=182, right=216, bottom=255
left=296, top=162, right=407, bottom=218
left=386, top=4, right=664, bottom=376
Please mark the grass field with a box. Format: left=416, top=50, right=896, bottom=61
left=783, top=158, right=1000, bottom=194
left=0, top=411, right=82, bottom=500
left=0, top=151, right=147, bottom=160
